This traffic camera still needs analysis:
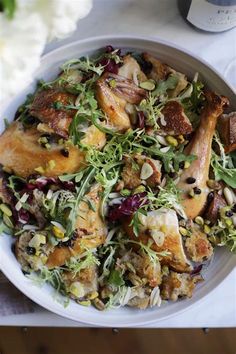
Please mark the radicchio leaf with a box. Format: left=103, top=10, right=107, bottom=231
left=108, top=192, right=148, bottom=221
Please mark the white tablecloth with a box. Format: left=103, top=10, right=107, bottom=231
left=1, top=0, right=236, bottom=327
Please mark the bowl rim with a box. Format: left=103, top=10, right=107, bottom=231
left=0, top=35, right=236, bottom=327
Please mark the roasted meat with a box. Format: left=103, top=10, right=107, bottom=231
left=177, top=91, right=229, bottom=219
left=46, top=184, right=107, bottom=268
left=96, top=72, right=146, bottom=131
left=160, top=100, right=193, bottom=135
left=142, top=53, right=188, bottom=97
left=124, top=208, right=192, bottom=273
left=218, top=112, right=236, bottom=153
left=204, top=192, right=227, bottom=224
left=0, top=121, right=106, bottom=178
left=118, top=54, right=147, bottom=83
left=30, top=89, right=76, bottom=138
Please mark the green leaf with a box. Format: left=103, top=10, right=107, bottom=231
left=213, top=162, right=236, bottom=188
left=230, top=151, right=236, bottom=168
left=152, top=74, right=179, bottom=96
left=0, top=0, right=16, bottom=19
left=211, top=135, right=236, bottom=188
left=108, top=269, right=125, bottom=287
left=130, top=208, right=147, bottom=237
left=58, top=170, right=84, bottom=183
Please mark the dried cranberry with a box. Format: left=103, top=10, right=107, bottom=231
left=105, top=45, right=114, bottom=53
left=18, top=209, right=30, bottom=223
left=207, top=191, right=214, bottom=203
left=100, top=57, right=119, bottom=74
left=61, top=181, right=75, bottom=191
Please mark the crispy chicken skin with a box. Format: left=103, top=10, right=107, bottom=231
left=96, top=72, right=146, bottom=131
left=0, top=121, right=105, bottom=178
left=46, top=184, right=107, bottom=268
left=121, top=154, right=162, bottom=189
left=218, top=112, right=236, bottom=153
left=160, top=101, right=193, bottom=135
left=142, top=53, right=170, bottom=81
left=177, top=91, right=229, bottom=219
left=30, top=89, right=76, bottom=138
left=161, top=271, right=202, bottom=301
left=124, top=209, right=192, bottom=273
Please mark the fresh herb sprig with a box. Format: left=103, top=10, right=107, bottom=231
left=211, top=134, right=236, bottom=188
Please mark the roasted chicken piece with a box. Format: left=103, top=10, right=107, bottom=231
left=124, top=208, right=192, bottom=273
left=30, top=89, right=76, bottom=138
left=177, top=91, right=229, bottom=219
left=96, top=72, right=146, bottom=131
left=160, top=100, right=193, bottom=135
left=218, top=112, right=236, bottom=153
left=46, top=184, right=107, bottom=268
left=118, top=54, right=147, bottom=83
left=142, top=53, right=188, bottom=97
left=0, top=121, right=106, bottom=178
left=142, top=53, right=170, bottom=81
left=185, top=227, right=213, bottom=262
left=121, top=154, right=162, bottom=189
left=161, top=271, right=202, bottom=301
left=204, top=192, right=226, bottom=224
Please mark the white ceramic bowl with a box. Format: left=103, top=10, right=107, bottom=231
left=0, top=36, right=236, bottom=327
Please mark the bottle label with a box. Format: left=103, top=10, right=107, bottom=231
left=187, top=0, right=236, bottom=31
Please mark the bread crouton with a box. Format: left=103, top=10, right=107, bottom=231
left=161, top=271, right=202, bottom=301
left=121, top=154, right=162, bottom=189
left=185, top=228, right=213, bottom=262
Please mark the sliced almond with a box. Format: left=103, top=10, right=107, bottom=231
left=151, top=230, right=165, bottom=247
left=140, top=162, right=154, bottom=180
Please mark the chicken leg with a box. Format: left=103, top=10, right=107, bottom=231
left=177, top=91, right=229, bottom=219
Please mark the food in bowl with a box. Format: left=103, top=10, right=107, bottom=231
left=0, top=46, right=235, bottom=311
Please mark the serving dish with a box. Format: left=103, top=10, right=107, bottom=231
left=0, top=36, right=236, bottom=327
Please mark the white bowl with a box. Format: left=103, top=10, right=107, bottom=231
left=0, top=36, right=236, bottom=327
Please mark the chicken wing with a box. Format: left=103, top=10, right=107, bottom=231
left=96, top=72, right=146, bottom=131
left=177, top=91, right=229, bottom=219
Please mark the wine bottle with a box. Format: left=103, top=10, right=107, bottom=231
left=178, top=0, right=236, bottom=32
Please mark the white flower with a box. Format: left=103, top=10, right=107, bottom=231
left=0, top=11, right=47, bottom=105
left=20, top=0, right=93, bottom=41
left=0, top=0, right=93, bottom=105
